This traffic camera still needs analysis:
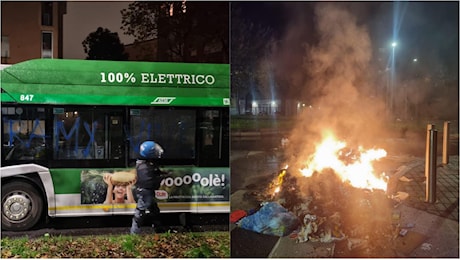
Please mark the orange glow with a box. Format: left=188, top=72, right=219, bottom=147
left=272, top=166, right=289, bottom=196
left=300, top=133, right=388, bottom=191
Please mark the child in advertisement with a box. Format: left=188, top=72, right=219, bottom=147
left=103, top=172, right=137, bottom=204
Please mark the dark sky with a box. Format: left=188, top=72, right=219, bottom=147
left=369, top=2, right=458, bottom=68
left=63, top=2, right=134, bottom=59
left=63, top=1, right=458, bottom=72
left=231, top=1, right=291, bottom=37
left=233, top=1, right=459, bottom=76
left=64, top=1, right=459, bottom=67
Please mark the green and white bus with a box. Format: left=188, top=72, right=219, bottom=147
left=1, top=59, right=230, bottom=231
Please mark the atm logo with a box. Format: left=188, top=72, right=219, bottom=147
left=151, top=97, right=176, bottom=104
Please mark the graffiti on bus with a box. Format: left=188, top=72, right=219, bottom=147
left=3, top=116, right=191, bottom=160
left=3, top=118, right=46, bottom=160
left=127, top=119, right=158, bottom=155
left=54, top=117, right=99, bottom=158
left=127, top=119, right=190, bottom=157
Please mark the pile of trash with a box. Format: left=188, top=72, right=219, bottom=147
left=232, top=168, right=404, bottom=256
left=237, top=201, right=300, bottom=237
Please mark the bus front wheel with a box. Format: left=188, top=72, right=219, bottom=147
left=1, top=181, right=44, bottom=231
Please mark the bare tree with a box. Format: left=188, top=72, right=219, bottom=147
left=231, top=7, right=274, bottom=114
left=121, top=1, right=228, bottom=63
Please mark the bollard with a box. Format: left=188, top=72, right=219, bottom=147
left=425, top=124, right=437, bottom=203
left=442, top=121, right=450, bottom=165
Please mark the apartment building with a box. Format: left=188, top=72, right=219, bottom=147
left=1, top=2, right=66, bottom=64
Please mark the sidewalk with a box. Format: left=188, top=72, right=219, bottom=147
left=267, top=203, right=459, bottom=257
left=389, top=155, right=459, bottom=257
left=231, top=151, right=459, bottom=257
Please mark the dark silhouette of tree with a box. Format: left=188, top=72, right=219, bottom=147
left=231, top=6, right=274, bottom=114
left=120, top=1, right=228, bottom=63
left=82, top=27, right=128, bottom=60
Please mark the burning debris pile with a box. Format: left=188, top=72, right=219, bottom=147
left=235, top=135, right=404, bottom=257
left=232, top=2, right=415, bottom=256
left=272, top=169, right=397, bottom=255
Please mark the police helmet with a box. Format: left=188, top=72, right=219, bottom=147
left=140, top=141, right=164, bottom=159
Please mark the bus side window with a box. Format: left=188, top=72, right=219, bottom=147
left=52, top=107, right=116, bottom=160
left=1, top=106, right=47, bottom=161
left=198, top=109, right=229, bottom=166
left=129, top=108, right=196, bottom=161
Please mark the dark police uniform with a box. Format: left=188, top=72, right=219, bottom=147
left=130, top=159, right=167, bottom=234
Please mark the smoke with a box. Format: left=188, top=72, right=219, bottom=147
left=281, top=3, right=390, bottom=169
left=273, top=4, right=397, bottom=236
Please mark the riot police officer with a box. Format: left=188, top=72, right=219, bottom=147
left=130, top=140, right=167, bottom=235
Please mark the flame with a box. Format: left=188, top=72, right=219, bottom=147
left=272, top=166, right=289, bottom=196
left=300, top=133, right=388, bottom=191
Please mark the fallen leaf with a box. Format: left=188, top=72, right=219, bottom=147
left=399, top=176, right=413, bottom=182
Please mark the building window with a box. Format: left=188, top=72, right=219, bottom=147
left=1, top=36, right=9, bottom=58
left=41, top=31, right=53, bottom=58
left=41, top=2, right=53, bottom=26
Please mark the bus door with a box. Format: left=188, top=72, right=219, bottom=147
left=97, top=111, right=136, bottom=215
left=106, top=112, right=136, bottom=215
left=51, top=107, right=132, bottom=215
left=107, top=112, right=136, bottom=214
left=108, top=113, right=124, bottom=161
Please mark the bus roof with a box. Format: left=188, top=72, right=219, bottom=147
left=1, top=59, right=229, bottom=107
left=0, top=64, right=12, bottom=70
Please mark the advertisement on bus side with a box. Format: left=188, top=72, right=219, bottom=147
left=80, top=167, right=229, bottom=206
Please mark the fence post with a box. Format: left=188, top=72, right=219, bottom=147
left=442, top=121, right=450, bottom=165
left=425, top=124, right=437, bottom=203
